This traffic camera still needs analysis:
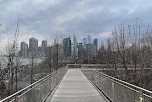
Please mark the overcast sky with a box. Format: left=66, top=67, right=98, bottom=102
left=0, top=0, right=152, bottom=44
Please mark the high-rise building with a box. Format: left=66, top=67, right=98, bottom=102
left=93, top=39, right=98, bottom=56
left=99, top=42, right=105, bottom=51
left=86, top=44, right=94, bottom=59
left=93, top=39, right=98, bottom=50
left=41, top=40, right=47, bottom=57
left=29, top=37, right=38, bottom=57
left=83, top=38, right=87, bottom=50
left=83, top=38, right=87, bottom=45
left=63, top=37, right=71, bottom=57
left=38, top=47, right=41, bottom=52
left=87, top=35, right=91, bottom=44
left=78, top=43, right=84, bottom=58
left=21, top=42, right=28, bottom=57
left=72, top=35, right=78, bottom=57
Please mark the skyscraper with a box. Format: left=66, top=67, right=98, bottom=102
left=72, top=35, right=78, bottom=57
left=41, top=40, right=47, bottom=57
left=63, top=37, right=71, bottom=57
left=83, top=38, right=87, bottom=50
left=86, top=44, right=94, bottom=59
left=78, top=43, right=84, bottom=58
left=99, top=42, right=105, bottom=51
left=29, top=37, right=38, bottom=57
left=93, top=39, right=98, bottom=50
left=93, top=39, right=98, bottom=56
left=83, top=38, right=87, bottom=45
left=87, top=35, right=91, bottom=44
left=21, top=42, right=28, bottom=57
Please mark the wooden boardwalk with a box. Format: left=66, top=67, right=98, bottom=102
left=49, top=69, right=106, bottom=102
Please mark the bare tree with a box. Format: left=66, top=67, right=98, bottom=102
left=5, top=17, right=21, bottom=95
left=94, top=19, right=152, bottom=90
left=45, top=32, right=64, bottom=74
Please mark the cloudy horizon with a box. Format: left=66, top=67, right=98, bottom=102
left=0, top=0, right=152, bottom=45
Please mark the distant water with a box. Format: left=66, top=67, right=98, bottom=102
left=0, top=57, right=46, bottom=68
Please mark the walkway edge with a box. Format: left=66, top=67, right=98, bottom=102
left=81, top=70, right=111, bottom=102
left=44, top=71, right=68, bottom=102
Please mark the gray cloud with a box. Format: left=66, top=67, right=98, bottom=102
left=0, top=0, right=152, bottom=42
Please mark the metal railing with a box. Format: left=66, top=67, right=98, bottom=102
left=0, top=67, right=67, bottom=102
left=82, top=69, right=152, bottom=102
left=66, top=64, right=82, bottom=68
left=66, top=64, right=105, bottom=69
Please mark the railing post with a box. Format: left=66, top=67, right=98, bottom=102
left=112, top=82, right=115, bottom=101
left=14, top=95, right=18, bottom=102
left=139, top=90, right=144, bottom=102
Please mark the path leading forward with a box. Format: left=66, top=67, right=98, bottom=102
left=50, top=69, right=106, bottom=102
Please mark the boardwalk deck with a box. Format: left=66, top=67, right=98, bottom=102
left=49, top=69, right=106, bottom=102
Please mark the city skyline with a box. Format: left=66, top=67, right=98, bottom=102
left=20, top=35, right=98, bottom=47
left=20, top=35, right=99, bottom=59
